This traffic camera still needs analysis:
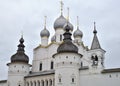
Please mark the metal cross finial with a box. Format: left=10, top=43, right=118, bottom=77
left=93, top=22, right=97, bottom=34
left=67, top=7, right=69, bottom=21
left=21, top=30, right=23, bottom=38
left=60, top=0, right=64, bottom=15
left=77, top=16, right=79, bottom=29
left=94, top=22, right=96, bottom=30
left=44, top=16, right=47, bottom=28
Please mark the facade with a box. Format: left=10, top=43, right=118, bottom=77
left=0, top=2, right=120, bottom=86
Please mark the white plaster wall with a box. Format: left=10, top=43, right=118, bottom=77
left=54, top=53, right=82, bottom=86
left=79, top=71, right=120, bottom=86
left=32, top=43, right=59, bottom=72
left=55, top=29, right=64, bottom=43
left=41, top=37, right=49, bottom=46
left=7, top=62, right=30, bottom=86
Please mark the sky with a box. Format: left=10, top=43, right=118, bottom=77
left=0, top=0, right=120, bottom=80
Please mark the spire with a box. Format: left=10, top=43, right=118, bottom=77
left=44, top=16, right=47, bottom=29
left=60, top=0, right=64, bottom=15
left=91, top=22, right=101, bottom=50
left=17, top=35, right=25, bottom=53
left=93, top=22, right=97, bottom=34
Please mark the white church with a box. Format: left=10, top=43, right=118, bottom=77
left=0, top=1, right=120, bottom=86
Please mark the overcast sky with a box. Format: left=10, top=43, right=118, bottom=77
left=0, top=0, right=120, bottom=80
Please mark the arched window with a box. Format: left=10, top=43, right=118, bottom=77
left=51, top=61, right=54, bottom=69
left=91, top=55, right=98, bottom=66
left=39, top=63, right=42, bottom=71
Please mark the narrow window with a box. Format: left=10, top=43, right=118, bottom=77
left=81, top=62, right=83, bottom=67
left=60, top=35, right=62, bottom=41
left=59, top=78, right=61, bottom=83
left=72, top=78, right=74, bottom=83
left=39, top=63, right=42, bottom=71
left=51, top=61, right=54, bottom=69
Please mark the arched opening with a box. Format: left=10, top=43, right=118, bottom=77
left=34, top=81, right=36, bottom=86
left=49, top=79, right=52, bottom=86
left=91, top=55, right=98, bottom=66
left=26, top=82, right=29, bottom=86
left=38, top=81, right=40, bottom=86
left=41, top=80, right=44, bottom=86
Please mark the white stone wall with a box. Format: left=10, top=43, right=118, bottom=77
left=79, top=71, right=120, bottom=86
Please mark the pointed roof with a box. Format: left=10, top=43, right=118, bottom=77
left=91, top=22, right=101, bottom=50
left=11, top=36, right=29, bottom=63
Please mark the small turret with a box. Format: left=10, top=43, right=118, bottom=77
left=73, top=16, right=83, bottom=43
left=88, top=22, right=106, bottom=70
left=11, top=36, right=29, bottom=63
left=7, top=36, right=31, bottom=86
left=40, top=16, right=50, bottom=46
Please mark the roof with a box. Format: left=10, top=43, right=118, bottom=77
left=79, top=66, right=89, bottom=70
left=25, top=70, right=55, bottom=78
left=0, top=80, right=7, bottom=83
left=101, top=68, right=120, bottom=73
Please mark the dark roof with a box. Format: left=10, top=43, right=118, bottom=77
left=25, top=70, right=55, bottom=78
left=0, top=80, right=7, bottom=83
left=79, top=66, right=89, bottom=70
left=11, top=37, right=29, bottom=63
left=91, top=22, right=101, bottom=50
left=101, top=68, right=120, bottom=73
left=57, top=24, right=78, bottom=53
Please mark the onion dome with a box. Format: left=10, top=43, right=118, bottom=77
left=57, top=23, right=78, bottom=53
left=73, top=28, right=83, bottom=38
left=63, top=22, right=73, bottom=31
left=11, top=36, right=29, bottom=63
left=51, top=35, right=56, bottom=42
left=54, top=15, right=67, bottom=30
left=40, top=27, right=50, bottom=37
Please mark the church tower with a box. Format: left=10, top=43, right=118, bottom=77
left=52, top=1, right=73, bottom=43
left=88, top=22, right=106, bottom=70
left=7, top=36, right=31, bottom=86
left=53, top=22, right=82, bottom=86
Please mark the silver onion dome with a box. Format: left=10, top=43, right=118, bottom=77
left=40, top=28, right=50, bottom=37
left=54, top=15, right=67, bottom=30
left=73, top=28, right=83, bottom=38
